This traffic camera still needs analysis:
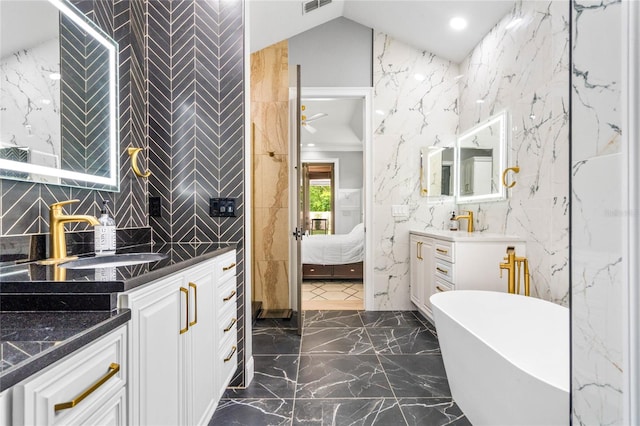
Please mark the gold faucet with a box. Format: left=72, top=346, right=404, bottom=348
left=455, top=210, right=474, bottom=232
left=47, top=200, right=99, bottom=262
left=499, top=246, right=530, bottom=296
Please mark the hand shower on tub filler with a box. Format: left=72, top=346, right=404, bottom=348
left=499, top=246, right=530, bottom=296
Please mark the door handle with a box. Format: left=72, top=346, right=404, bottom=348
left=180, top=287, right=189, bottom=334
left=54, top=363, right=120, bottom=411
left=223, top=290, right=236, bottom=302
left=224, top=318, right=237, bottom=333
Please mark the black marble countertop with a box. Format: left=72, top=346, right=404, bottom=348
left=0, top=309, right=131, bottom=391
left=0, top=242, right=237, bottom=390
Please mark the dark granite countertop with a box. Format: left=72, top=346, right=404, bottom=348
left=0, top=309, right=131, bottom=391
left=0, top=242, right=237, bottom=390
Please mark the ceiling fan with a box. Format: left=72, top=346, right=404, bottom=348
left=301, top=106, right=328, bottom=134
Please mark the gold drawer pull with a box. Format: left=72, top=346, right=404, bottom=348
left=224, top=345, right=237, bottom=362
left=180, top=287, right=189, bottom=334
left=436, top=267, right=449, bottom=275
left=223, top=290, right=236, bottom=302
left=223, top=262, right=236, bottom=271
left=436, top=285, right=448, bottom=292
left=189, top=282, right=198, bottom=327
left=54, top=363, right=120, bottom=411
left=224, top=318, right=237, bottom=333
left=436, top=248, right=448, bottom=254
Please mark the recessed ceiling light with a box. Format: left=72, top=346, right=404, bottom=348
left=454, top=74, right=464, bottom=80
left=476, top=99, right=485, bottom=104
left=307, top=143, right=315, bottom=147
left=375, top=110, right=385, bottom=116
left=40, top=99, right=51, bottom=105
left=449, top=16, right=468, bottom=31
left=414, top=73, right=426, bottom=81
left=49, top=73, right=61, bottom=80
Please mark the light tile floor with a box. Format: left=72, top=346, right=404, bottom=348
left=209, top=310, right=472, bottom=426
left=302, top=281, right=364, bottom=310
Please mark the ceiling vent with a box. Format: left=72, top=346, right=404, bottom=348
left=302, top=0, right=332, bottom=15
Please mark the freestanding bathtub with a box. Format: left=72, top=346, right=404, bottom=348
left=431, top=290, right=569, bottom=426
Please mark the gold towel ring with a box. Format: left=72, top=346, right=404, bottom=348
left=127, top=147, right=151, bottom=178
left=502, top=166, right=520, bottom=188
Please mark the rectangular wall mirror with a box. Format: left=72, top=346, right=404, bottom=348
left=420, top=146, right=455, bottom=200
left=0, top=0, right=119, bottom=191
left=455, top=110, right=508, bottom=204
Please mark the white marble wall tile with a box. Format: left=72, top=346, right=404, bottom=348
left=457, top=0, right=570, bottom=305
left=0, top=39, right=61, bottom=159
left=570, top=0, right=624, bottom=423
left=372, top=33, right=459, bottom=310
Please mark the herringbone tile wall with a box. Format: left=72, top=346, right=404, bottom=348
left=147, top=0, right=245, bottom=386
left=0, top=0, right=246, bottom=387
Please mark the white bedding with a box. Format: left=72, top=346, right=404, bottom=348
left=302, top=223, right=364, bottom=265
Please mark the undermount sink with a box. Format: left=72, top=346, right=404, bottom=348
left=59, top=253, right=168, bottom=269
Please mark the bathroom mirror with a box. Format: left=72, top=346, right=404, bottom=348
left=455, top=110, right=508, bottom=204
left=0, top=0, right=119, bottom=191
left=420, top=146, right=455, bottom=200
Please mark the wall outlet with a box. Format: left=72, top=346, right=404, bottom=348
left=149, top=197, right=162, bottom=217
left=209, top=198, right=236, bottom=217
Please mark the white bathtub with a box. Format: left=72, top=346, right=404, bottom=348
left=431, top=290, right=569, bottom=426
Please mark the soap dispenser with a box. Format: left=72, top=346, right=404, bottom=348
left=95, top=200, right=116, bottom=255
left=448, top=211, right=459, bottom=231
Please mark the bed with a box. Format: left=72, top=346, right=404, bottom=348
left=302, top=223, right=364, bottom=280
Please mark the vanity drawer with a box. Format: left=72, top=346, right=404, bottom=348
left=433, top=277, right=454, bottom=293
left=303, top=264, right=332, bottom=278
left=217, top=336, right=238, bottom=399
left=217, top=251, right=237, bottom=283
left=217, top=302, right=238, bottom=349
left=14, top=325, right=126, bottom=426
left=434, top=240, right=454, bottom=263
left=434, top=260, right=455, bottom=283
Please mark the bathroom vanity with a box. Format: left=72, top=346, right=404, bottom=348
left=0, top=246, right=238, bottom=426
left=410, top=230, right=525, bottom=321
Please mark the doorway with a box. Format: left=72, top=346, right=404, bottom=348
left=289, top=87, right=373, bottom=313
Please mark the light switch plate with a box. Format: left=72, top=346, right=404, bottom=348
left=391, top=205, right=409, bottom=217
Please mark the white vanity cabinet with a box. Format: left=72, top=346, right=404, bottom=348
left=12, top=325, right=127, bottom=426
left=121, top=250, right=237, bottom=426
left=410, top=231, right=525, bottom=321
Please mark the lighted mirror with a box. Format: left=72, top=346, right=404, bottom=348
left=420, top=146, right=455, bottom=200
left=0, top=0, right=119, bottom=191
left=455, top=110, right=508, bottom=204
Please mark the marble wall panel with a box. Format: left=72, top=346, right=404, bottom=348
left=251, top=41, right=290, bottom=311
left=457, top=0, right=570, bottom=305
left=571, top=0, right=625, bottom=423
left=372, top=34, right=460, bottom=310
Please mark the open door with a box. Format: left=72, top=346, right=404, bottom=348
left=292, top=65, right=303, bottom=336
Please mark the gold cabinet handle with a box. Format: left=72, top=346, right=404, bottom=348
left=436, top=285, right=448, bottom=292
left=54, top=363, right=120, bottom=411
left=189, top=282, right=198, bottom=327
left=224, top=318, right=237, bottom=333
left=224, top=346, right=237, bottom=362
left=127, top=147, right=151, bottom=178
left=416, top=241, right=423, bottom=260
left=436, top=248, right=448, bottom=255
left=436, top=267, right=449, bottom=275
left=180, top=287, right=189, bottom=334
left=223, top=262, right=236, bottom=271
left=223, top=290, right=236, bottom=302
left=502, top=166, right=520, bottom=188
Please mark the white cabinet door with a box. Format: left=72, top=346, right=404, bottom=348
left=410, top=235, right=434, bottom=318
left=187, top=265, right=217, bottom=426
left=126, top=276, right=185, bottom=426
left=409, top=235, right=423, bottom=307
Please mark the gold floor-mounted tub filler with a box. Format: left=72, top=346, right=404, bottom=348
left=499, top=245, right=530, bottom=296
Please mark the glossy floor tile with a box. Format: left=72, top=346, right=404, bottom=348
left=211, top=310, right=472, bottom=426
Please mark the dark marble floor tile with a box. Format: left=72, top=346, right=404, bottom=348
left=367, top=327, right=440, bottom=355
left=208, top=399, right=293, bottom=426
left=303, top=310, right=364, bottom=328
left=359, top=311, right=425, bottom=328
left=301, top=327, right=373, bottom=355
left=413, top=311, right=438, bottom=335
left=398, top=398, right=471, bottom=426
left=252, top=328, right=301, bottom=355
left=253, top=312, right=300, bottom=329
left=296, top=354, right=393, bottom=398
left=223, top=355, right=298, bottom=399
left=292, top=398, right=405, bottom=426
left=379, top=355, right=451, bottom=398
